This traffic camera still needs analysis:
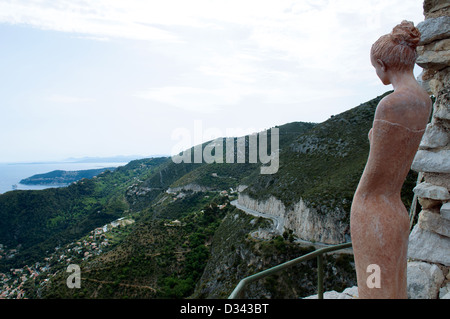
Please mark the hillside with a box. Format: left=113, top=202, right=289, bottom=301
left=0, top=157, right=169, bottom=272
left=19, top=167, right=116, bottom=185
left=240, top=90, right=418, bottom=243
left=0, top=91, right=421, bottom=299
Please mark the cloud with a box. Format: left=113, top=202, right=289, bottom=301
left=0, top=1, right=424, bottom=44
left=0, top=0, right=180, bottom=42
left=0, top=0, right=425, bottom=85
left=1, top=1, right=425, bottom=104
left=133, top=86, right=242, bottom=113
left=0, top=0, right=427, bottom=163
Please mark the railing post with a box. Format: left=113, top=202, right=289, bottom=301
left=317, top=254, right=324, bottom=299
left=228, top=242, right=352, bottom=299
left=409, top=172, right=423, bottom=230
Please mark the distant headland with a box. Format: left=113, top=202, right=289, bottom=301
left=19, top=167, right=116, bottom=186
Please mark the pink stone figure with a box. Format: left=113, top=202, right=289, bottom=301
left=350, top=21, right=432, bottom=299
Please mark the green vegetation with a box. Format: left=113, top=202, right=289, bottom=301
left=39, top=191, right=230, bottom=299
left=0, top=91, right=424, bottom=299
left=243, top=91, right=418, bottom=221
left=243, top=93, right=387, bottom=209
left=193, top=210, right=356, bottom=299
left=19, top=167, right=116, bottom=185
left=0, top=157, right=168, bottom=272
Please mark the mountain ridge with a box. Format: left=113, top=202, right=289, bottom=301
left=0, top=91, right=421, bottom=299
left=19, top=167, right=117, bottom=186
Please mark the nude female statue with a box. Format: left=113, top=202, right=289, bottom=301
left=350, top=21, right=432, bottom=299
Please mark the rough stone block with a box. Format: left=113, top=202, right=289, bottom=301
left=424, top=0, right=450, bottom=14
left=433, top=89, right=450, bottom=121
left=413, top=182, right=450, bottom=200
left=412, top=149, right=450, bottom=173
left=418, top=197, right=442, bottom=210
left=423, top=172, right=450, bottom=190
left=407, top=261, right=444, bottom=299
left=408, top=225, right=450, bottom=266
left=418, top=209, right=450, bottom=237
left=422, top=67, right=450, bottom=96
left=440, top=281, right=450, bottom=299
left=417, top=71, right=432, bottom=94
left=417, top=39, right=450, bottom=70
left=419, top=123, right=450, bottom=149
left=441, top=202, right=450, bottom=220
left=417, top=16, right=450, bottom=46
left=303, top=286, right=358, bottom=299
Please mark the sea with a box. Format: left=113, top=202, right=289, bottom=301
left=0, top=161, right=129, bottom=194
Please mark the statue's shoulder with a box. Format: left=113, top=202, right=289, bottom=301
left=374, top=94, right=399, bottom=119
left=374, top=90, right=431, bottom=130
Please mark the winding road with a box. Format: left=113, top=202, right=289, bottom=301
left=230, top=199, right=353, bottom=253
left=230, top=200, right=285, bottom=235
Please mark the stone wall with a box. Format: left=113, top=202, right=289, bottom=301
left=408, top=0, right=450, bottom=299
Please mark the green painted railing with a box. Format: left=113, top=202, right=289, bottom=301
left=228, top=242, right=353, bottom=299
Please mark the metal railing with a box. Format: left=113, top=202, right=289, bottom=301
left=409, top=172, right=423, bottom=230
left=228, top=242, right=353, bottom=299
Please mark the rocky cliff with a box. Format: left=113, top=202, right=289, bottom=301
left=237, top=193, right=348, bottom=244
left=192, top=208, right=356, bottom=299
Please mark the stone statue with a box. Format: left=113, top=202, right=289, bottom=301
left=350, top=21, right=432, bottom=299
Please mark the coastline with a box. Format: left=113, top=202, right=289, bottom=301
left=0, top=162, right=128, bottom=194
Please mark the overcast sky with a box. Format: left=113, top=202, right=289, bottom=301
left=0, top=0, right=426, bottom=163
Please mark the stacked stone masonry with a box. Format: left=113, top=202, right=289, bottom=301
left=408, top=0, right=450, bottom=299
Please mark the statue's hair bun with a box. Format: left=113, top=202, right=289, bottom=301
left=391, top=20, right=420, bottom=49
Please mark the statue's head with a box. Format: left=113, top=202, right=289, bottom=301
left=370, top=20, right=420, bottom=84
